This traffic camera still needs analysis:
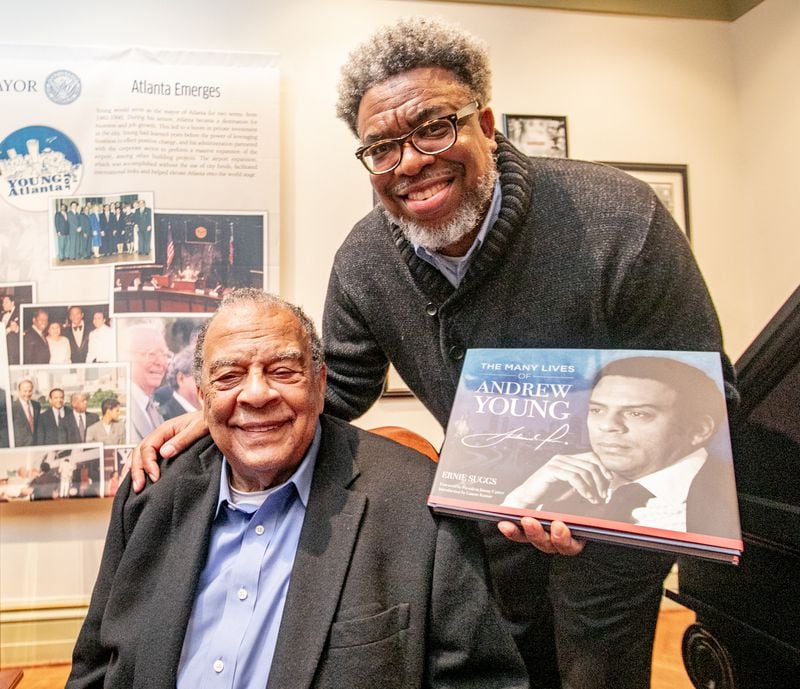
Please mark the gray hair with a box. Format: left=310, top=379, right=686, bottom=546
left=336, top=16, right=492, bottom=137
left=192, top=288, right=325, bottom=385
left=167, top=345, right=194, bottom=390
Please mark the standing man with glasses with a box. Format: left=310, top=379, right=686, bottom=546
left=125, top=323, right=171, bottom=442
left=327, top=22, right=730, bottom=687
left=132, top=17, right=734, bottom=689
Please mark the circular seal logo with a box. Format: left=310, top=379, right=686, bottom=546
left=0, top=125, right=83, bottom=211
left=194, top=226, right=208, bottom=240
left=45, top=70, right=82, bottom=105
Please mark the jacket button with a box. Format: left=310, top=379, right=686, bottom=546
left=448, top=345, right=465, bottom=361
left=425, top=302, right=438, bottom=316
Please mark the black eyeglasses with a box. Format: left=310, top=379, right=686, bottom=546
left=355, top=101, right=480, bottom=175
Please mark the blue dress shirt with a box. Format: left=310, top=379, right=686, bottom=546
left=176, top=424, right=321, bottom=689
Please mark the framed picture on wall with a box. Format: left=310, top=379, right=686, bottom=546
left=383, top=363, right=414, bottom=397
left=602, top=162, right=691, bottom=239
left=502, top=114, right=568, bottom=158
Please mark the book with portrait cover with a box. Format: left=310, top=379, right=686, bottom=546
left=427, top=348, right=743, bottom=564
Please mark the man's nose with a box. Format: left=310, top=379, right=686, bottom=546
left=238, top=372, right=280, bottom=407
left=394, top=141, right=435, bottom=177
left=599, top=413, right=626, bottom=432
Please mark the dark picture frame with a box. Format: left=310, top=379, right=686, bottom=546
left=602, top=162, right=691, bottom=239
left=383, top=363, right=414, bottom=398
left=502, top=114, right=568, bottom=158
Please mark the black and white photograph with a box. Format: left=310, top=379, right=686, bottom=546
left=50, top=191, right=155, bottom=268
left=502, top=114, right=568, bottom=158
left=383, top=363, right=414, bottom=397
left=602, top=162, right=691, bottom=237
left=112, top=211, right=267, bottom=315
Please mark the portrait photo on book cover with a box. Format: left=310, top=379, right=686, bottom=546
left=432, top=349, right=740, bottom=543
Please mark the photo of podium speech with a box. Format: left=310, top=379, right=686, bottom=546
left=112, top=212, right=266, bottom=315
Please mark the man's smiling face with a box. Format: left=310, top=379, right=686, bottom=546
left=199, top=302, right=326, bottom=492
left=356, top=67, right=497, bottom=256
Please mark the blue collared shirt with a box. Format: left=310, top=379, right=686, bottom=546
left=176, top=424, right=321, bottom=689
left=413, top=181, right=502, bottom=287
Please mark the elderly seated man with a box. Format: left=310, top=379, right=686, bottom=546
left=67, top=288, right=527, bottom=689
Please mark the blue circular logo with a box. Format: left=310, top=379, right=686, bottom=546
left=0, top=125, right=83, bottom=211
left=45, top=70, right=82, bottom=105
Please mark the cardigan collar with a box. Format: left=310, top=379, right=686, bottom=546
left=388, top=133, right=533, bottom=302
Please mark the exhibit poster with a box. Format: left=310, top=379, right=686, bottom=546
left=0, top=44, right=279, bottom=499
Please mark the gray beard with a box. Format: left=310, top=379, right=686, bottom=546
left=386, top=164, right=497, bottom=253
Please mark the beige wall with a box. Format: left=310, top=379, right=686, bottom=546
left=1, top=0, right=798, bottom=663
left=730, top=0, right=800, bottom=337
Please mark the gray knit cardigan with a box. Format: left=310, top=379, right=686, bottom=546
left=323, top=134, right=732, bottom=427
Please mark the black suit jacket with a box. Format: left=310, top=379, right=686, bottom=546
left=55, top=211, right=69, bottom=236
left=156, top=393, right=193, bottom=421
left=11, top=398, right=40, bottom=446
left=65, top=325, right=90, bottom=364
left=3, top=306, right=21, bottom=364
left=67, top=415, right=526, bottom=689
left=38, top=408, right=69, bottom=446
left=538, top=453, right=740, bottom=539
left=23, top=328, right=50, bottom=365
left=64, top=409, right=101, bottom=444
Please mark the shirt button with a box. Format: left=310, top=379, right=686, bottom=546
left=213, top=659, right=224, bottom=673
left=425, top=302, right=438, bottom=316
left=448, top=345, right=465, bottom=361
left=238, top=587, right=248, bottom=601
left=255, top=524, right=265, bottom=535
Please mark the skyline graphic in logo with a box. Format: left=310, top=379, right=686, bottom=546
left=0, top=125, right=83, bottom=211
left=45, top=69, right=82, bottom=105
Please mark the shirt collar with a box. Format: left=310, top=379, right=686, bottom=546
left=636, top=448, right=708, bottom=503
left=131, top=383, right=153, bottom=414
left=413, top=180, right=502, bottom=287
left=214, top=421, right=321, bottom=518
left=172, top=391, right=198, bottom=413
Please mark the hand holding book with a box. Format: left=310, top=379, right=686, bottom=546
left=497, top=517, right=585, bottom=556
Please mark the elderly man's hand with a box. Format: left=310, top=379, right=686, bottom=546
left=130, top=411, right=208, bottom=492
left=497, top=517, right=585, bottom=556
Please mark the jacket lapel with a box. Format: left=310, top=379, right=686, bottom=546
left=133, top=441, right=222, bottom=688
left=267, top=417, right=365, bottom=689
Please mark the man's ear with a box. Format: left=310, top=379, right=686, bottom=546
left=689, top=414, right=716, bottom=446
left=316, top=364, right=328, bottom=413
left=479, top=106, right=496, bottom=141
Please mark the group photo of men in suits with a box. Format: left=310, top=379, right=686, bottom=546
left=8, top=365, right=129, bottom=449
left=20, top=303, right=110, bottom=365
left=16, top=387, right=100, bottom=447
left=50, top=192, right=154, bottom=266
